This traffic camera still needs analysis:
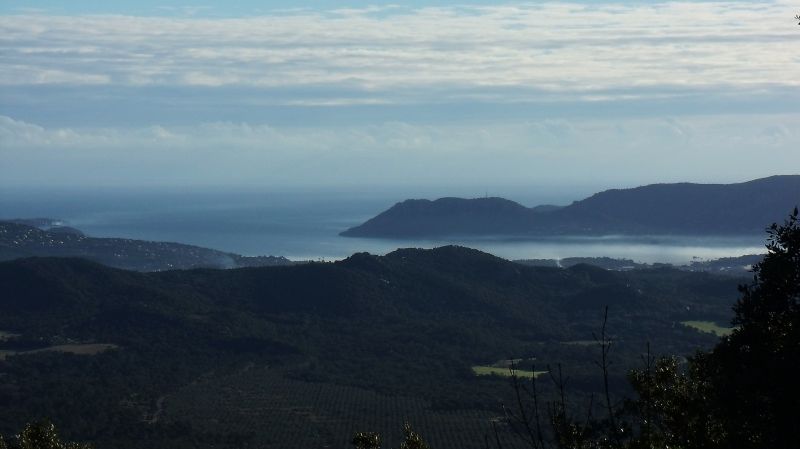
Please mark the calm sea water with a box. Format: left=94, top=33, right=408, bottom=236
left=0, top=187, right=765, bottom=264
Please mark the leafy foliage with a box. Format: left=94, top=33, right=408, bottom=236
left=399, top=423, right=431, bottom=449
left=353, top=432, right=382, bottom=449
left=701, top=207, right=799, bottom=448
left=1, top=421, right=91, bottom=449
left=625, top=356, right=723, bottom=449
left=352, top=423, right=430, bottom=449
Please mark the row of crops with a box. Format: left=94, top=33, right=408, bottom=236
left=162, top=364, right=525, bottom=449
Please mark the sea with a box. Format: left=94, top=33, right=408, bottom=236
left=0, top=186, right=766, bottom=264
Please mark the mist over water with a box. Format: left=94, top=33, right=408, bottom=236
left=0, top=187, right=764, bottom=264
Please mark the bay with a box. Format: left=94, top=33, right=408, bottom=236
left=0, top=186, right=765, bottom=264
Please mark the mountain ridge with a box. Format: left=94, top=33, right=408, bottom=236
left=0, top=247, right=742, bottom=448
left=341, top=175, right=800, bottom=238
left=0, top=221, right=292, bottom=271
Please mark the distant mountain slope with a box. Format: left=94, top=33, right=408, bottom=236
left=557, top=175, right=800, bottom=234
left=515, top=254, right=764, bottom=276
left=0, top=248, right=739, bottom=372
left=342, top=175, right=800, bottom=238
left=0, top=248, right=740, bottom=448
left=341, top=197, right=537, bottom=237
left=0, top=221, right=291, bottom=271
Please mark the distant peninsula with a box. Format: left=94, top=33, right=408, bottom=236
left=341, top=175, right=800, bottom=238
left=0, top=220, right=292, bottom=271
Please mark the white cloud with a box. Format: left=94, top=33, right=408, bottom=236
left=1, top=1, right=798, bottom=103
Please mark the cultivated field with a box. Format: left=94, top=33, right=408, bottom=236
left=0, top=343, right=117, bottom=360
left=162, top=364, right=527, bottom=449
left=682, top=321, right=734, bottom=337
left=472, top=366, right=548, bottom=378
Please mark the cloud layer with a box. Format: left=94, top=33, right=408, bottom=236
left=2, top=1, right=798, bottom=104
left=2, top=114, right=797, bottom=188
left=2, top=2, right=798, bottom=189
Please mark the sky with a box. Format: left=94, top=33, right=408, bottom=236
left=1, top=1, right=798, bottom=190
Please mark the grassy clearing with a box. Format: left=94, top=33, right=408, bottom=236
left=682, top=321, right=734, bottom=337
left=44, top=344, right=119, bottom=355
left=560, top=340, right=599, bottom=346
left=472, top=366, right=548, bottom=378
left=0, top=330, right=20, bottom=341
left=0, top=343, right=118, bottom=360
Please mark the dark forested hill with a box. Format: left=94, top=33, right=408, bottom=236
left=342, top=175, right=800, bottom=238
left=0, top=247, right=741, bottom=449
left=0, top=221, right=291, bottom=271
left=340, top=197, right=538, bottom=237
